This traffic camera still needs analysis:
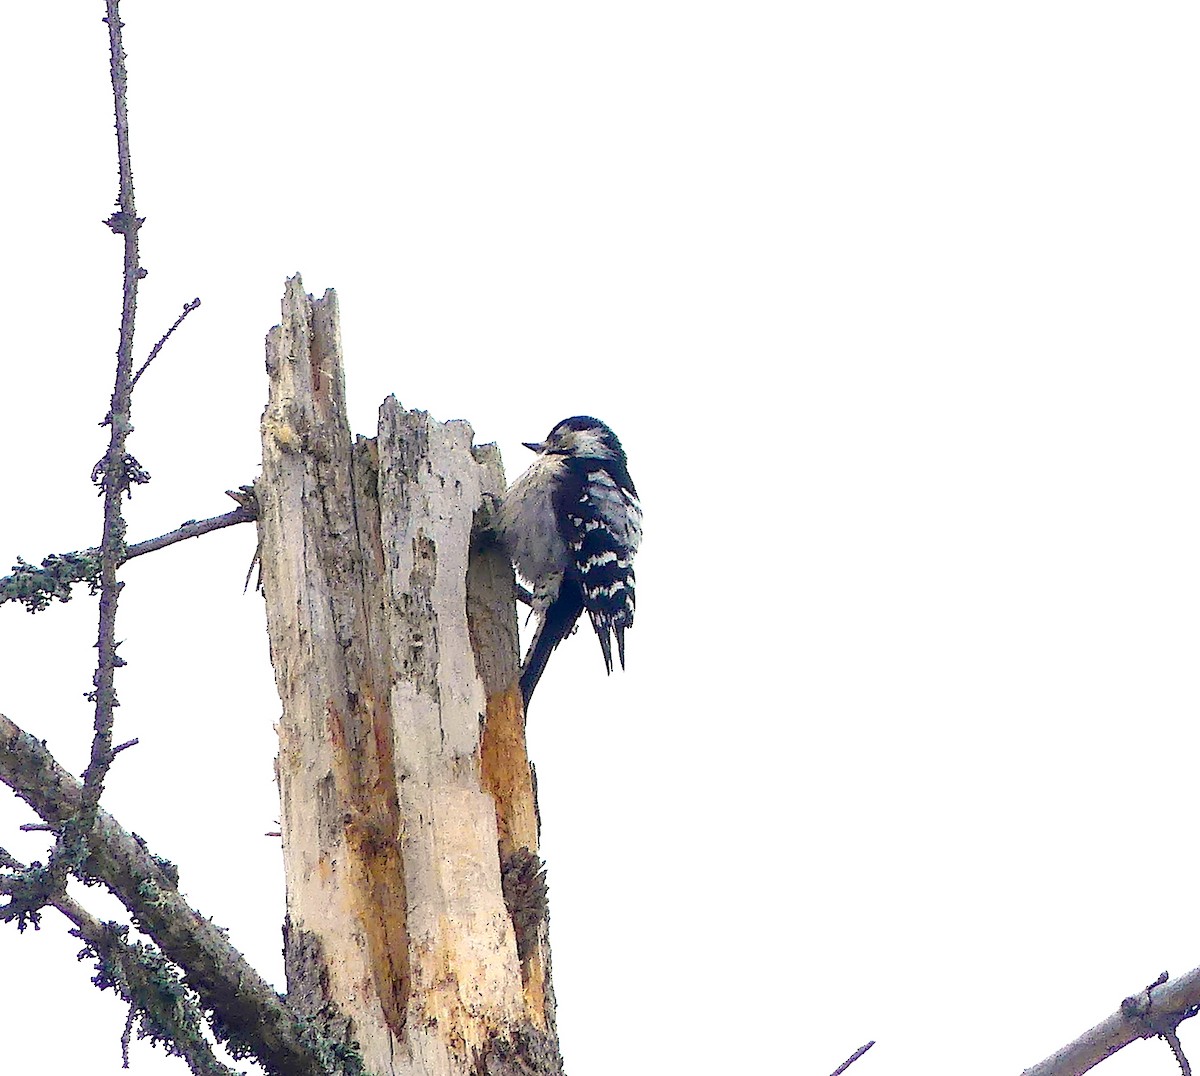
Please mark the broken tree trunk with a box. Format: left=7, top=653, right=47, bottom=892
left=256, top=276, right=560, bottom=1076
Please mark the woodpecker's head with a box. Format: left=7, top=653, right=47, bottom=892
left=524, top=416, right=625, bottom=463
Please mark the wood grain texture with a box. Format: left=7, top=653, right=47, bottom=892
left=258, top=277, right=560, bottom=1075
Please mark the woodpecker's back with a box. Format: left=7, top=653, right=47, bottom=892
left=497, top=416, right=642, bottom=707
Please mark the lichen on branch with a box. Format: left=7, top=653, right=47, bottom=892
left=0, top=552, right=102, bottom=613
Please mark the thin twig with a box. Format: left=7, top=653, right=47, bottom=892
left=1164, top=1029, right=1192, bottom=1076
left=0, top=503, right=257, bottom=613
left=830, top=1041, right=875, bottom=1076
left=124, top=506, right=256, bottom=562
left=129, top=298, right=201, bottom=392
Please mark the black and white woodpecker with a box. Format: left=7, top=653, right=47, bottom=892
left=497, top=416, right=643, bottom=707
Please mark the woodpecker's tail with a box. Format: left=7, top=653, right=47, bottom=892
left=520, top=587, right=585, bottom=708
left=587, top=610, right=617, bottom=675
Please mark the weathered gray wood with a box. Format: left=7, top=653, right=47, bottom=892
left=258, top=276, right=560, bottom=1075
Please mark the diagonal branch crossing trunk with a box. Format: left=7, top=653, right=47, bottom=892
left=256, top=276, right=560, bottom=1076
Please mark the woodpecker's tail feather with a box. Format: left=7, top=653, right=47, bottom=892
left=592, top=613, right=615, bottom=675
left=520, top=588, right=585, bottom=708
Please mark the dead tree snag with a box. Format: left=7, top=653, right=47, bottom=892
left=257, top=276, right=561, bottom=1076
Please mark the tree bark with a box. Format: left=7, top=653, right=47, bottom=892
left=257, top=276, right=560, bottom=1076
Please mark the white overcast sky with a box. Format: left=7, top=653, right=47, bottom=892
left=2, top=3, right=1199, bottom=1074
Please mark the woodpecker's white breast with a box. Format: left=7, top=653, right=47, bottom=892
left=497, top=451, right=571, bottom=596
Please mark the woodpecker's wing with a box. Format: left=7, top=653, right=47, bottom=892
left=555, top=457, right=641, bottom=675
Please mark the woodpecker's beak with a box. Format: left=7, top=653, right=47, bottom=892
left=522, top=441, right=545, bottom=453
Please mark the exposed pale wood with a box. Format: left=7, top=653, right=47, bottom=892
left=258, top=276, right=561, bottom=1075
left=468, top=451, right=555, bottom=1031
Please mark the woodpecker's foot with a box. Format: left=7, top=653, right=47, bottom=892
left=471, top=528, right=498, bottom=555
left=470, top=494, right=504, bottom=554
left=470, top=521, right=500, bottom=554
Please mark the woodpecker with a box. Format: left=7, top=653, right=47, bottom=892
left=497, top=416, right=642, bottom=707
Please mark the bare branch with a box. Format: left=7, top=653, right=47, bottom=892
left=130, top=298, right=201, bottom=392
left=829, top=1041, right=875, bottom=1076
left=1022, top=967, right=1200, bottom=1076
left=123, top=505, right=256, bottom=562
left=0, top=711, right=327, bottom=1076
left=2, top=503, right=257, bottom=612
left=49, top=0, right=146, bottom=898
